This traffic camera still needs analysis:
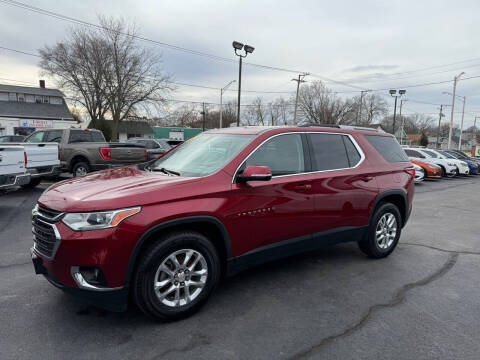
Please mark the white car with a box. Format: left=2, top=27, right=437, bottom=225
left=420, top=148, right=469, bottom=176
left=404, top=148, right=457, bottom=177
left=412, top=163, right=424, bottom=183
left=0, top=145, right=30, bottom=190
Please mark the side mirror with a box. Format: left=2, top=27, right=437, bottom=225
left=237, top=165, right=272, bottom=183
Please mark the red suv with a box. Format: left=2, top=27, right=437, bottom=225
left=31, top=126, right=414, bottom=321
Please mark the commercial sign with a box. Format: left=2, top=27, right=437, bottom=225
left=19, top=119, right=53, bottom=128
left=475, top=146, right=480, bottom=158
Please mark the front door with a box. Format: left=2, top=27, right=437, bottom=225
left=227, top=133, right=316, bottom=255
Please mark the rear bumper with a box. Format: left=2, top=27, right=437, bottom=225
left=0, top=172, right=31, bottom=189
left=28, top=165, right=61, bottom=178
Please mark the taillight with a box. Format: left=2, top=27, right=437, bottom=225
left=99, top=147, right=111, bottom=160
left=57, top=144, right=60, bottom=161
left=24, top=151, right=27, bottom=166
left=145, top=149, right=148, bottom=160
left=405, top=167, right=415, bottom=178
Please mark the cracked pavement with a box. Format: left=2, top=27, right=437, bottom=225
left=1, top=176, right=479, bottom=359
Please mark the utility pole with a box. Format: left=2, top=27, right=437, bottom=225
left=399, top=99, right=407, bottom=144
left=448, top=72, right=465, bottom=149
left=219, top=80, right=235, bottom=128
left=356, top=90, right=370, bottom=125
left=292, top=73, right=308, bottom=123
left=436, top=105, right=446, bottom=149
left=389, top=89, right=405, bottom=137
left=201, top=102, right=206, bottom=131
left=474, top=116, right=479, bottom=147
left=458, top=96, right=466, bottom=150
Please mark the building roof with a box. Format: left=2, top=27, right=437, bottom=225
left=0, top=84, right=65, bottom=97
left=0, top=101, right=74, bottom=120
left=118, top=121, right=154, bottom=134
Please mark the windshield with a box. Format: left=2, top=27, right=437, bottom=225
left=439, top=151, right=455, bottom=159
left=422, top=150, right=438, bottom=158
left=151, top=133, right=254, bottom=177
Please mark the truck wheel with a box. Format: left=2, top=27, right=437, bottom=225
left=20, top=178, right=42, bottom=189
left=358, top=202, right=402, bottom=259
left=72, top=162, right=90, bottom=177
left=133, top=231, right=221, bottom=322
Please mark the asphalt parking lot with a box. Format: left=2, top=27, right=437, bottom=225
left=1, top=177, right=480, bottom=360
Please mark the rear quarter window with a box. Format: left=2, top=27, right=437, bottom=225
left=365, top=135, right=409, bottom=162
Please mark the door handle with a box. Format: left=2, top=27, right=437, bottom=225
left=360, top=176, right=374, bottom=182
left=294, top=184, right=312, bottom=191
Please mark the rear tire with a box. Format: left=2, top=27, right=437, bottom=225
left=133, top=231, right=221, bottom=322
left=440, top=166, right=446, bottom=177
left=358, top=202, right=402, bottom=259
left=72, top=161, right=90, bottom=177
left=20, top=177, right=42, bottom=189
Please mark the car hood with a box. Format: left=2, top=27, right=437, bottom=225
left=38, top=166, right=201, bottom=212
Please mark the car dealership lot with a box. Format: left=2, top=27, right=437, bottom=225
left=1, top=177, right=480, bottom=360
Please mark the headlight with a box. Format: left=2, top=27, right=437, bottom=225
left=62, top=207, right=141, bottom=231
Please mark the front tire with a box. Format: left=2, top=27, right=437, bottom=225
left=133, top=231, right=221, bottom=321
left=358, top=202, right=402, bottom=258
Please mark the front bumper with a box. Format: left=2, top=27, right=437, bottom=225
left=31, top=213, right=141, bottom=311
left=31, top=249, right=128, bottom=311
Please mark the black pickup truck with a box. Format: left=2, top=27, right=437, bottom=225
left=25, top=128, right=147, bottom=177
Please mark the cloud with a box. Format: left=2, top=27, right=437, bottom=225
left=343, top=65, right=400, bottom=73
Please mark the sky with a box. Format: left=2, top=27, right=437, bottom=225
left=1, top=0, right=480, bottom=128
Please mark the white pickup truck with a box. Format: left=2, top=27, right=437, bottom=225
left=1, top=142, right=60, bottom=188
left=0, top=146, right=30, bottom=190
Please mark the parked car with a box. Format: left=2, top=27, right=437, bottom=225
left=0, top=145, right=30, bottom=190
left=412, top=163, right=424, bottom=183
left=31, top=126, right=415, bottom=321
left=24, top=128, right=148, bottom=177
left=421, top=148, right=470, bottom=176
left=444, top=149, right=480, bottom=166
left=404, top=148, right=457, bottom=177
left=0, top=135, right=25, bottom=142
left=1, top=142, right=60, bottom=188
left=409, top=158, right=442, bottom=179
left=440, top=150, right=480, bottom=174
left=126, top=138, right=172, bottom=160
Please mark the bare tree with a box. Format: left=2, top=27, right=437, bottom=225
left=296, top=81, right=351, bottom=125
left=246, top=97, right=267, bottom=125
left=363, top=94, right=388, bottom=124
left=39, top=16, right=171, bottom=141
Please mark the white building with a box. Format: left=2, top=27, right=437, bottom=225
left=0, top=81, right=75, bottom=136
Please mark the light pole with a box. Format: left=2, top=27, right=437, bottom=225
left=389, top=89, right=406, bottom=137
left=444, top=91, right=466, bottom=150
left=474, top=116, right=479, bottom=147
left=447, top=72, right=465, bottom=149
left=435, top=104, right=450, bottom=149
left=219, top=80, right=236, bottom=128
left=232, top=41, right=254, bottom=127
left=399, top=99, right=407, bottom=144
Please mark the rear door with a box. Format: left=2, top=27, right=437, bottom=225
left=306, top=133, right=378, bottom=234
left=228, top=133, right=316, bottom=254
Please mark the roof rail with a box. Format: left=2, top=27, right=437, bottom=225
left=338, top=125, right=380, bottom=132
left=298, top=123, right=340, bottom=128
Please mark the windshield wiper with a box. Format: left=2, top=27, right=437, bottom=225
left=152, top=167, right=181, bottom=176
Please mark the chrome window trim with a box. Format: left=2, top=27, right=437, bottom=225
left=232, top=131, right=366, bottom=183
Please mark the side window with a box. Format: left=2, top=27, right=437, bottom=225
left=422, top=150, right=438, bottom=158
left=44, top=130, right=63, bottom=143
left=150, top=140, right=160, bottom=149
left=25, top=131, right=45, bottom=143
left=342, top=136, right=362, bottom=167
left=309, top=134, right=350, bottom=171
left=245, top=134, right=305, bottom=176
left=405, top=149, right=424, bottom=158
left=91, top=131, right=106, bottom=142
left=365, top=135, right=409, bottom=162
left=69, top=130, right=92, bottom=143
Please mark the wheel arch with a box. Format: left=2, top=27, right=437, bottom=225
left=124, top=216, right=232, bottom=288
left=370, top=190, right=408, bottom=228
left=70, top=155, right=91, bottom=172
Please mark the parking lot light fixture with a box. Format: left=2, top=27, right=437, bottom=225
left=232, top=41, right=255, bottom=126
left=389, top=89, right=406, bottom=136
left=447, top=72, right=465, bottom=149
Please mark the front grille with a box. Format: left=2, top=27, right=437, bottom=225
left=32, top=217, right=59, bottom=258
left=37, top=206, right=62, bottom=221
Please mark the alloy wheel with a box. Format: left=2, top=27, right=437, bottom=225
left=153, top=249, right=208, bottom=307
left=375, top=213, right=397, bottom=250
